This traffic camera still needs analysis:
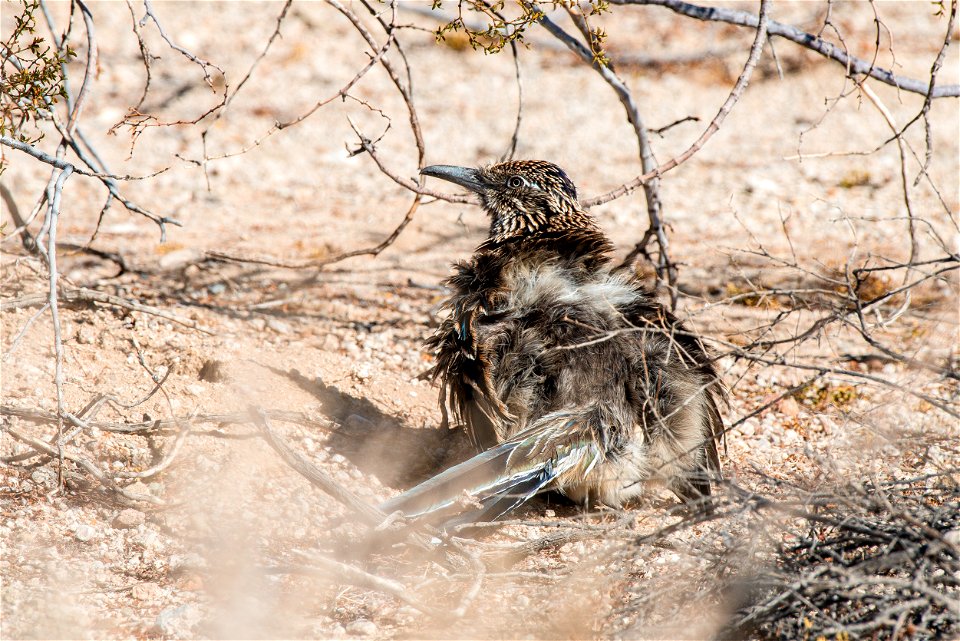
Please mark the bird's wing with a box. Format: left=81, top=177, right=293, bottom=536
left=429, top=298, right=514, bottom=451
left=428, top=250, right=534, bottom=452
left=619, top=298, right=727, bottom=500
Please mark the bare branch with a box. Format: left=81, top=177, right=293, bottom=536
left=1, top=287, right=214, bottom=335
left=583, top=0, right=770, bottom=209
left=251, top=407, right=386, bottom=527
left=529, top=1, right=676, bottom=304
left=610, top=0, right=960, bottom=98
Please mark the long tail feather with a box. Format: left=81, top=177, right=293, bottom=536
left=380, top=446, right=592, bottom=528
left=380, top=410, right=603, bottom=529
left=437, top=464, right=557, bottom=528
left=379, top=441, right=539, bottom=520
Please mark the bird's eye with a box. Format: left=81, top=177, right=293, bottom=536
left=506, top=176, right=525, bottom=189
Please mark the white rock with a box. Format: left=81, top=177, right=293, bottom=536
left=345, top=619, right=378, bottom=637
left=30, top=468, right=57, bottom=489
left=267, top=318, right=292, bottom=334
left=76, top=326, right=98, bottom=345
left=134, top=530, right=161, bottom=551
left=158, top=248, right=202, bottom=270
left=113, top=509, right=145, bottom=529
left=353, top=363, right=372, bottom=380
left=155, top=604, right=201, bottom=636
left=782, top=430, right=801, bottom=446
left=74, top=524, right=98, bottom=542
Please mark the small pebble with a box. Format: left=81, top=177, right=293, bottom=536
left=779, top=397, right=800, bottom=416
left=155, top=604, right=201, bottom=636
left=30, top=468, right=57, bottom=489
left=345, top=619, right=378, bottom=637
left=131, top=581, right=163, bottom=601
left=267, top=318, right=292, bottom=334
left=134, top=529, right=160, bottom=551
left=113, top=508, right=145, bottom=529
left=76, top=326, right=98, bottom=345
left=782, top=430, right=802, bottom=446
left=353, top=364, right=372, bottom=381
left=74, top=524, right=98, bottom=542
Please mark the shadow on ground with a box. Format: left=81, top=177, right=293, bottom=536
left=269, top=366, right=471, bottom=489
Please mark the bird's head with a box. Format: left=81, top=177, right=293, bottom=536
left=421, top=160, right=595, bottom=243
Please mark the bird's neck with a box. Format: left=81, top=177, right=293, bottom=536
left=486, top=205, right=601, bottom=244
left=479, top=226, right=614, bottom=271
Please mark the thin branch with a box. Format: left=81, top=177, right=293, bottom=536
left=530, top=1, right=676, bottom=305
left=609, top=0, right=960, bottom=98
left=2, top=303, right=50, bottom=360
left=584, top=0, right=770, bottom=207
left=3, top=425, right=164, bottom=505
left=141, top=0, right=224, bottom=88
left=251, top=407, right=386, bottom=526
left=0, top=136, right=179, bottom=242
left=1, top=404, right=335, bottom=436
left=205, top=175, right=422, bottom=271
left=0, top=181, right=38, bottom=252
left=913, top=0, right=957, bottom=184
left=1, top=287, right=214, bottom=335
left=281, top=552, right=443, bottom=616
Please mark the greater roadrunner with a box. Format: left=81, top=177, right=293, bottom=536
left=381, top=160, right=724, bottom=527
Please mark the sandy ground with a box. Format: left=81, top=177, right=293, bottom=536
left=1, top=1, right=958, bottom=639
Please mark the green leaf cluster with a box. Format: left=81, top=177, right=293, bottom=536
left=432, top=0, right=610, bottom=63
left=1, top=0, right=76, bottom=144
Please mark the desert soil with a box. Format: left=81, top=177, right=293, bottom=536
left=1, top=1, right=958, bottom=639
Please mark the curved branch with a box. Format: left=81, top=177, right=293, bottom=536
left=584, top=0, right=770, bottom=207
left=610, top=0, right=960, bottom=98
left=1, top=136, right=180, bottom=241
left=530, top=2, right=676, bottom=304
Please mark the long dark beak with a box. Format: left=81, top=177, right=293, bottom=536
left=421, top=165, right=486, bottom=193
